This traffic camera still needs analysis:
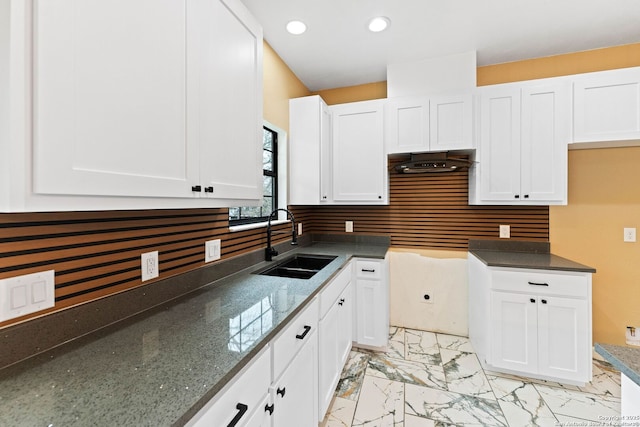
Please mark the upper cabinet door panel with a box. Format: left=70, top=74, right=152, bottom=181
left=430, top=94, right=474, bottom=151
left=384, top=97, right=429, bottom=154
left=33, top=0, right=195, bottom=198
left=196, top=0, right=263, bottom=201
left=520, top=83, right=569, bottom=202
left=479, top=87, right=521, bottom=201
left=331, top=101, right=386, bottom=203
left=573, top=67, right=640, bottom=143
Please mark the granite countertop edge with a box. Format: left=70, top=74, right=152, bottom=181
left=468, top=239, right=596, bottom=273
left=595, top=343, right=640, bottom=386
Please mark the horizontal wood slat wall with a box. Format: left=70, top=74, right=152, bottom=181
left=0, top=167, right=548, bottom=328
left=0, top=209, right=294, bottom=328
left=290, top=167, right=549, bottom=250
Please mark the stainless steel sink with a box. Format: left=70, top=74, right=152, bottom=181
left=254, top=254, right=337, bottom=279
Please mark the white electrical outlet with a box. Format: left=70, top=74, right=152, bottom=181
left=205, top=239, right=221, bottom=263
left=345, top=221, right=354, bottom=233
left=298, top=222, right=303, bottom=236
left=141, top=251, right=159, bottom=282
left=624, top=227, right=637, bottom=243
left=499, top=225, right=510, bottom=239
left=0, top=270, right=55, bottom=322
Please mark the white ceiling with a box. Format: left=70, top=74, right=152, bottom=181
left=239, top=0, right=640, bottom=91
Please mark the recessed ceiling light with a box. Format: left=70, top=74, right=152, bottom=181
left=368, top=16, right=390, bottom=33
left=286, top=20, right=307, bottom=35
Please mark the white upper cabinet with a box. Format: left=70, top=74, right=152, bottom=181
left=1, top=0, right=262, bottom=211
left=289, top=96, right=387, bottom=205
left=573, top=67, right=640, bottom=145
left=471, top=80, right=569, bottom=205
left=288, top=95, right=331, bottom=205
left=384, top=94, right=473, bottom=154
left=331, top=100, right=387, bottom=204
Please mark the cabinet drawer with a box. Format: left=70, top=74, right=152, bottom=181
left=187, top=346, right=271, bottom=427
left=491, top=269, right=589, bottom=298
left=319, top=263, right=351, bottom=319
left=272, top=298, right=319, bottom=380
left=355, top=259, right=383, bottom=280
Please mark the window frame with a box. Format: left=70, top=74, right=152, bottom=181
left=228, top=125, right=279, bottom=226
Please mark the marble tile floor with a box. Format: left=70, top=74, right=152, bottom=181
left=321, top=327, right=622, bottom=427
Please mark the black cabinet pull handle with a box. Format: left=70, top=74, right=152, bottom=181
left=338, top=298, right=345, bottom=306
left=528, top=281, right=549, bottom=287
left=265, top=403, right=274, bottom=415
left=204, top=186, right=214, bottom=193
left=530, top=298, right=536, bottom=303
left=361, top=268, right=375, bottom=273
left=296, top=325, right=311, bottom=340
left=276, top=387, right=286, bottom=397
left=541, top=299, right=548, bottom=304
left=515, top=194, right=520, bottom=199
left=191, top=185, right=202, bottom=192
left=524, top=194, right=529, bottom=199
left=227, top=403, right=248, bottom=427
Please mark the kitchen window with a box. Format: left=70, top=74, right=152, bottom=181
left=229, top=126, right=278, bottom=225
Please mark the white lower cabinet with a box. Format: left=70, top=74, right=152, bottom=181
left=270, top=299, right=319, bottom=427
left=318, top=265, right=353, bottom=420
left=469, top=253, right=593, bottom=385
left=186, top=346, right=272, bottom=427
left=353, top=257, right=389, bottom=348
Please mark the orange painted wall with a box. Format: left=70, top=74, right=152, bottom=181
left=312, top=81, right=387, bottom=105
left=263, top=41, right=310, bottom=131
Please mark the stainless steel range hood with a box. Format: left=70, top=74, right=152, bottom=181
left=394, top=152, right=472, bottom=174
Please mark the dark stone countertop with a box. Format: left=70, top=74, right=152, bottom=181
left=595, top=343, right=640, bottom=386
left=468, top=239, right=596, bottom=273
left=0, top=241, right=388, bottom=427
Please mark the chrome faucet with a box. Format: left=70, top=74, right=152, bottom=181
left=265, top=208, right=297, bottom=261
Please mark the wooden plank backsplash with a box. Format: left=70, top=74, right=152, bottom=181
left=0, top=169, right=547, bottom=327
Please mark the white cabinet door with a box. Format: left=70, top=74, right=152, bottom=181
left=271, top=330, right=318, bottom=427
left=318, top=281, right=353, bottom=420
left=331, top=100, right=387, bottom=204
left=194, top=0, right=262, bottom=201
left=187, top=347, right=271, bottom=427
left=355, top=279, right=387, bottom=347
left=537, top=296, right=590, bottom=382
left=520, top=83, right=569, bottom=203
left=32, top=0, right=196, bottom=198
left=384, top=96, right=430, bottom=154
left=478, top=86, right=522, bottom=202
left=573, top=67, right=640, bottom=143
left=337, top=283, right=353, bottom=367
left=430, top=94, right=474, bottom=151
left=490, top=291, right=538, bottom=374
left=288, top=95, right=330, bottom=205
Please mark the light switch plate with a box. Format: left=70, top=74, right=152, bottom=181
left=0, top=270, right=55, bottom=322
left=499, top=225, right=510, bottom=239
left=345, top=221, right=354, bottom=233
left=298, top=223, right=303, bottom=236
left=205, top=239, right=221, bottom=263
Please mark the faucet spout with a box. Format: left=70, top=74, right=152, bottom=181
left=265, top=208, right=297, bottom=261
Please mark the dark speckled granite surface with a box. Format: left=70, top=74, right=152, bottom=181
left=469, top=239, right=596, bottom=273
left=0, top=241, right=387, bottom=427
left=595, top=343, right=640, bottom=387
